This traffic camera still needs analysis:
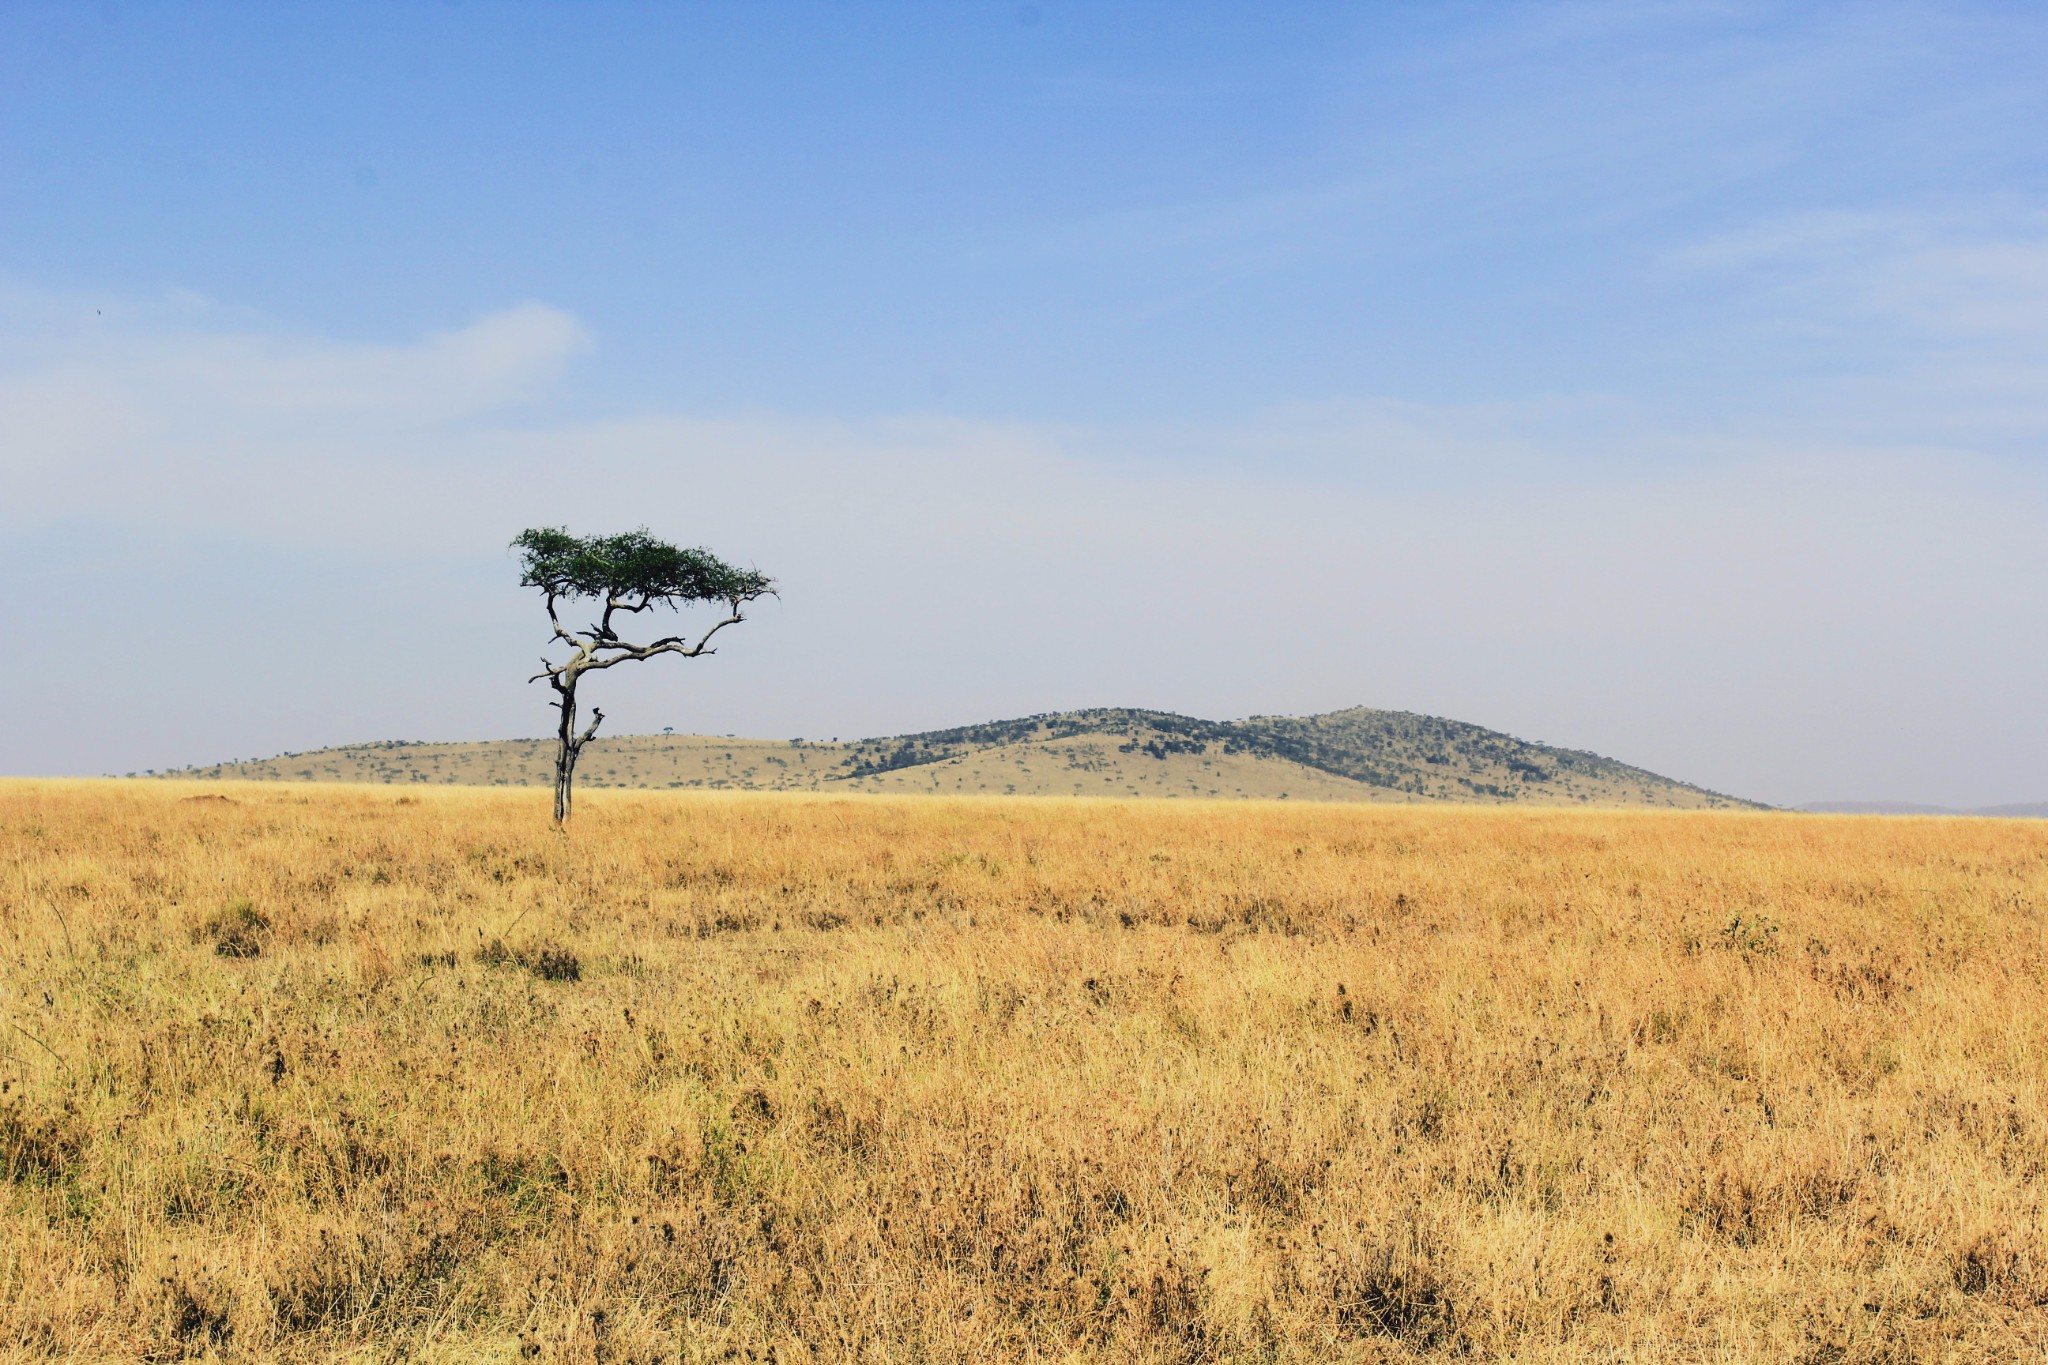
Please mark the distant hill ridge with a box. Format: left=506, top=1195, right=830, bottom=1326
left=156, top=705, right=1763, bottom=809
left=832, top=706, right=1753, bottom=805
left=1800, top=800, right=2048, bottom=819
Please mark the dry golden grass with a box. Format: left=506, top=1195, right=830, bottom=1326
left=1, top=780, right=2044, bottom=1362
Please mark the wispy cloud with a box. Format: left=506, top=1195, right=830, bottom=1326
left=0, top=293, right=588, bottom=480
left=1664, top=208, right=2048, bottom=444
left=1672, top=209, right=2048, bottom=336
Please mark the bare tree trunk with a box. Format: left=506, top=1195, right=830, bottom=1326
left=553, top=686, right=577, bottom=825
left=551, top=677, right=604, bottom=827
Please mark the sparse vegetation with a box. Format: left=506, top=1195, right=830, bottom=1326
left=2, top=780, right=2043, bottom=1361
left=156, top=706, right=1760, bottom=809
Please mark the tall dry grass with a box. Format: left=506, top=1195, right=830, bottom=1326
left=0, top=780, right=2043, bottom=1362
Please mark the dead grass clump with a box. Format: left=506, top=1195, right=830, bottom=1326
left=0, top=1093, right=83, bottom=1185
left=1323, top=1235, right=1456, bottom=1346
left=1098, top=1247, right=1213, bottom=1360
left=529, top=944, right=582, bottom=981
left=1949, top=1230, right=2044, bottom=1305
left=154, top=1273, right=234, bottom=1358
left=804, top=1092, right=880, bottom=1159
left=475, top=937, right=582, bottom=981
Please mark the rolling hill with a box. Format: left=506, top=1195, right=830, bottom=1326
left=154, top=706, right=1763, bottom=808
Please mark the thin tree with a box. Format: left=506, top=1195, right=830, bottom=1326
left=513, top=527, right=774, bottom=825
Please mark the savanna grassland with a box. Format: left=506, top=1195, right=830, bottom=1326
left=1, top=782, right=2044, bottom=1362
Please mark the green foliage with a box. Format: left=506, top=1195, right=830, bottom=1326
left=1719, top=915, right=1781, bottom=957
left=512, top=527, right=773, bottom=607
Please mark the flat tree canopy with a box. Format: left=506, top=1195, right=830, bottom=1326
left=513, top=527, right=773, bottom=612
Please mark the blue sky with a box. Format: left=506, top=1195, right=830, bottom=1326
left=4, top=1, right=2047, bottom=806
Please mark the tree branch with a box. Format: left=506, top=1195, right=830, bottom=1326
left=597, top=592, right=659, bottom=640
left=563, top=603, right=749, bottom=675
left=543, top=589, right=578, bottom=647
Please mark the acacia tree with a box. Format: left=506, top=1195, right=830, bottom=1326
left=513, top=527, right=774, bottom=825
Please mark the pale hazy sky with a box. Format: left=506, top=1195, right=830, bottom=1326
left=4, top=2, right=2047, bottom=808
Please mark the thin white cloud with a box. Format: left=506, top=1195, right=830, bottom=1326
left=1672, top=209, right=2048, bottom=337
left=1661, top=207, right=2048, bottom=449
left=0, top=296, right=588, bottom=482
left=0, top=298, right=594, bottom=574
left=163, top=302, right=590, bottom=419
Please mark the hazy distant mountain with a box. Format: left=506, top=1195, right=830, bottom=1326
left=156, top=705, right=1761, bottom=808
left=1801, top=800, right=2048, bottom=819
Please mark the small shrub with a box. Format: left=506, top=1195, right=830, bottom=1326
left=200, top=899, right=270, bottom=958
left=1327, top=1237, right=1455, bottom=1346
left=530, top=945, right=581, bottom=982
left=1720, top=915, right=1780, bottom=957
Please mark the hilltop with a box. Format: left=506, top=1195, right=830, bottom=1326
left=158, top=705, right=1761, bottom=808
